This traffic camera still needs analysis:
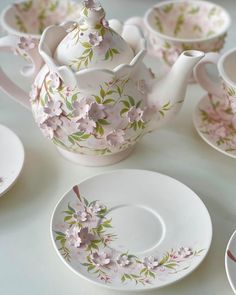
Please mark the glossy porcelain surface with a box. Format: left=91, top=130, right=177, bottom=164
left=1, top=0, right=82, bottom=38
left=126, top=0, right=230, bottom=67
left=226, top=231, right=236, bottom=294
left=0, top=125, right=25, bottom=197
left=51, top=169, right=212, bottom=291
left=193, top=94, right=236, bottom=158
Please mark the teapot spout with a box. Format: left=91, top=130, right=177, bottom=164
left=148, top=50, right=205, bottom=130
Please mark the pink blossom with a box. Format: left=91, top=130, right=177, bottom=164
left=79, top=227, right=94, bottom=245
left=102, top=18, right=109, bottom=29
left=35, top=108, right=49, bottom=125
left=117, top=254, right=131, bottom=267
left=88, top=102, right=106, bottom=121
left=44, top=116, right=62, bottom=131
left=72, top=98, right=91, bottom=119
left=83, top=0, right=102, bottom=11
left=89, top=201, right=106, bottom=214
left=106, top=129, right=125, bottom=147
left=40, top=123, right=54, bottom=139
left=18, top=37, right=36, bottom=51
left=230, top=97, right=236, bottom=113
left=127, top=107, right=144, bottom=123
left=65, top=225, right=81, bottom=248
left=176, top=247, right=193, bottom=259
left=142, top=256, right=159, bottom=270
left=208, top=122, right=228, bottom=139
left=60, top=116, right=79, bottom=135
left=49, top=72, right=61, bottom=89
left=232, top=115, right=236, bottom=130
left=44, top=100, right=62, bottom=117
left=77, top=117, right=96, bottom=134
left=90, top=251, right=111, bottom=267
left=74, top=210, right=89, bottom=222
left=89, top=32, right=103, bottom=47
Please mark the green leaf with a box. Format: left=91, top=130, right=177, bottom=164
left=98, top=119, right=109, bottom=125
left=56, top=236, right=65, bottom=240
left=81, top=134, right=90, bottom=140
left=68, top=203, right=76, bottom=213
left=112, top=48, right=119, bottom=54
left=105, top=50, right=110, bottom=60
left=94, top=95, right=102, bottom=104
left=89, top=50, right=93, bottom=61
left=121, top=100, right=130, bottom=108
left=103, top=98, right=115, bottom=105
left=82, top=42, right=91, bottom=49
left=100, top=87, right=106, bottom=98
left=66, top=100, right=73, bottom=111
left=54, top=231, right=65, bottom=237
left=136, top=100, right=142, bottom=108
left=88, top=265, right=96, bottom=272
left=83, top=7, right=88, bottom=17
left=128, top=96, right=135, bottom=106
left=120, top=108, right=129, bottom=116
left=72, top=94, right=78, bottom=102
left=64, top=216, right=72, bottom=222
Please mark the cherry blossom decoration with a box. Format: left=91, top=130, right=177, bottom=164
left=54, top=186, right=204, bottom=286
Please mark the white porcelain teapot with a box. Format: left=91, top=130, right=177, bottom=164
left=0, top=0, right=206, bottom=166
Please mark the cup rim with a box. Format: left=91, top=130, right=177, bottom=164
left=144, top=0, right=231, bottom=44
left=218, top=47, right=236, bottom=88
left=0, top=4, right=41, bottom=39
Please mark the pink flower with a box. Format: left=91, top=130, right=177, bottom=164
left=44, top=116, right=62, bottom=131
left=88, top=102, right=106, bottom=121
left=18, top=37, right=36, bottom=51
left=90, top=251, right=111, bottom=267
left=176, top=247, right=193, bottom=259
left=102, top=18, right=109, bottom=29
left=83, top=0, right=102, bottom=11
left=44, top=100, right=62, bottom=117
left=79, top=227, right=94, bottom=245
left=40, top=123, right=54, bottom=139
left=230, top=96, right=236, bottom=113
left=142, top=256, right=159, bottom=270
left=89, top=201, right=106, bottom=214
left=65, top=225, right=81, bottom=248
left=49, top=72, right=61, bottom=89
left=89, top=32, right=103, bottom=47
left=117, top=254, right=131, bottom=267
left=136, top=79, right=149, bottom=95
left=29, top=84, right=40, bottom=102
left=232, top=115, right=236, bottom=130
left=74, top=210, right=88, bottom=222
left=60, top=116, right=79, bottom=135
left=127, top=107, right=144, bottom=123
left=208, top=122, right=228, bottom=139
left=106, top=129, right=125, bottom=147
left=77, top=117, right=96, bottom=134
left=72, top=98, right=91, bottom=119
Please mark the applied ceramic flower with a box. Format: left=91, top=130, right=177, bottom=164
left=0, top=1, right=207, bottom=166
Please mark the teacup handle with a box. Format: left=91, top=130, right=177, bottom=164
left=194, top=52, right=224, bottom=97
left=0, top=35, right=43, bottom=110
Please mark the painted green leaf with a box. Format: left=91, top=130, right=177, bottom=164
left=88, top=265, right=96, bottom=272
left=100, top=87, right=106, bottom=98
left=121, top=100, right=130, bottom=108
left=103, top=98, right=115, bottom=105
left=94, top=95, right=102, bottom=104
left=128, top=96, right=135, bottom=106
left=54, top=231, right=66, bottom=236
left=64, top=216, right=72, bottom=222
left=68, top=203, right=76, bottom=213
left=82, top=42, right=92, bottom=49
left=98, top=119, right=109, bottom=125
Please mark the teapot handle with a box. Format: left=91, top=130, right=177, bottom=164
left=193, top=52, right=224, bottom=97
left=0, top=35, right=43, bottom=110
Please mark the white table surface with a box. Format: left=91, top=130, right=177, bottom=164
left=0, top=0, right=235, bottom=294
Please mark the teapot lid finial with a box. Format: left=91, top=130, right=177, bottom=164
left=80, top=0, right=105, bottom=27
left=54, top=0, right=134, bottom=71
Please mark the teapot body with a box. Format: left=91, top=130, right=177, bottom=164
left=31, top=63, right=155, bottom=162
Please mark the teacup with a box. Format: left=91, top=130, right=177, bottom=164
left=0, top=0, right=81, bottom=78
left=1, top=0, right=81, bottom=38
left=194, top=48, right=236, bottom=115
left=126, top=0, right=231, bottom=67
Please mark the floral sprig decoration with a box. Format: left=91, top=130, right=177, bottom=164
left=54, top=186, right=205, bottom=286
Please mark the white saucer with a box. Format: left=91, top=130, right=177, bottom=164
left=226, top=231, right=236, bottom=294
left=0, top=124, right=25, bottom=197
left=51, top=169, right=212, bottom=291
left=193, top=94, right=236, bottom=159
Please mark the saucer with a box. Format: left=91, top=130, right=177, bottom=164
left=226, top=231, right=236, bottom=294
left=0, top=124, right=24, bottom=197
left=193, top=94, right=236, bottom=158
left=51, top=169, right=212, bottom=291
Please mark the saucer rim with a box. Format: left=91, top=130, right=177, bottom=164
left=50, top=169, right=213, bottom=292
left=193, top=93, right=236, bottom=159
left=225, top=231, right=236, bottom=294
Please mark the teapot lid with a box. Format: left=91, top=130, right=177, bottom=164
left=54, top=0, right=134, bottom=71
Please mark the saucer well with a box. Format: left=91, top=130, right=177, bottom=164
left=51, top=169, right=212, bottom=291
left=226, top=231, right=236, bottom=294
left=0, top=124, right=24, bottom=197
left=193, top=93, right=236, bottom=158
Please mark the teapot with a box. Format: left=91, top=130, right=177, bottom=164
left=0, top=0, right=206, bottom=166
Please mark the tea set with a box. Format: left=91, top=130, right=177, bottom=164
left=0, top=0, right=235, bottom=293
